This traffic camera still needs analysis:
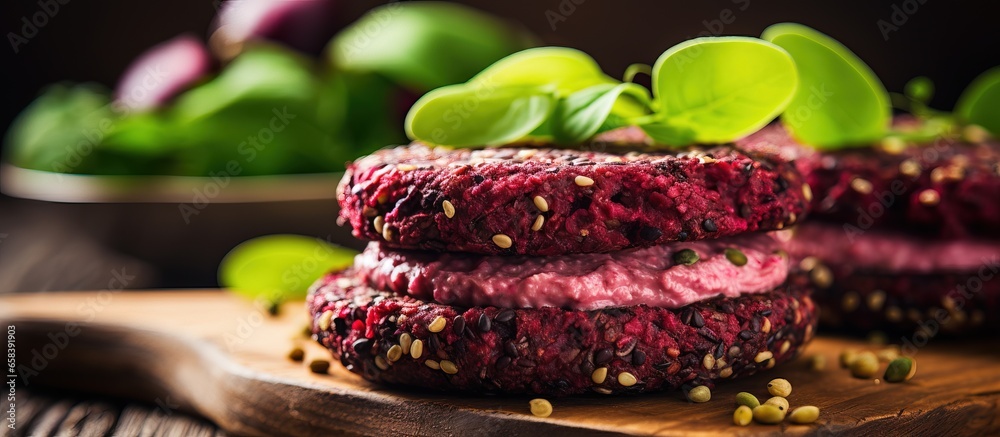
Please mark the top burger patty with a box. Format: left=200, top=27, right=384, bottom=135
left=338, top=139, right=809, bottom=256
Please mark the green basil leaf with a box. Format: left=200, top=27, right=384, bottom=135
left=469, top=47, right=615, bottom=96
left=405, top=83, right=556, bottom=147
left=651, top=37, right=798, bottom=144
left=956, top=67, right=1000, bottom=136
left=552, top=83, right=651, bottom=144
left=763, top=23, right=890, bottom=148
left=328, top=2, right=536, bottom=92
left=220, top=234, right=357, bottom=302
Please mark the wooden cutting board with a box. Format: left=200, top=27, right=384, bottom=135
left=2, top=291, right=999, bottom=436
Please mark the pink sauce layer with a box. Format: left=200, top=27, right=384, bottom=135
left=785, top=222, right=1000, bottom=272
left=351, top=233, right=788, bottom=310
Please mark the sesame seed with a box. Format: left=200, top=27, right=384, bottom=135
left=780, top=341, right=791, bottom=354
left=591, top=367, right=608, bottom=384
left=720, top=367, right=733, bottom=378
left=492, top=234, right=513, bottom=249
left=428, top=316, right=447, bottom=333
left=399, top=333, right=412, bottom=355
left=762, top=318, right=772, bottom=333
left=703, top=354, right=715, bottom=370
left=918, top=189, right=940, bottom=206
left=754, top=351, right=773, bottom=363
left=424, top=359, right=440, bottom=370
left=375, top=355, right=389, bottom=370
left=317, top=310, right=335, bottom=331
left=442, top=200, right=456, bottom=218
left=531, top=215, right=544, bottom=232
left=410, top=339, right=424, bottom=359
left=396, top=164, right=416, bottom=171
left=440, top=360, right=459, bottom=374
left=382, top=226, right=394, bottom=241
left=617, top=372, right=637, bottom=387
left=899, top=159, right=921, bottom=177
left=533, top=196, right=549, bottom=212
left=386, top=345, right=403, bottom=362
left=802, top=183, right=813, bottom=202
left=850, top=178, right=873, bottom=194
left=574, top=175, right=595, bottom=187
left=373, top=216, right=384, bottom=233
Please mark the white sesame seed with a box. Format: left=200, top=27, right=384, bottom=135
left=802, top=183, right=813, bottom=202
left=617, top=372, right=637, bottom=387
left=428, top=316, right=446, bottom=333
left=410, top=339, right=424, bottom=359
left=424, top=360, right=440, bottom=370
left=440, top=360, right=459, bottom=374
left=317, top=310, right=334, bottom=331
left=492, top=234, right=513, bottom=249
left=574, top=175, right=595, bottom=187
left=531, top=215, right=544, bottom=232
left=850, top=177, right=873, bottom=194
left=382, top=226, right=394, bottom=241
left=373, top=216, right=384, bottom=233
left=442, top=200, right=456, bottom=218
left=755, top=351, right=773, bottom=363
left=533, top=196, right=549, bottom=212
left=399, top=333, right=412, bottom=355
left=918, top=189, right=940, bottom=206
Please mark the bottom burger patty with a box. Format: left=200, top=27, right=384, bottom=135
left=308, top=270, right=817, bottom=396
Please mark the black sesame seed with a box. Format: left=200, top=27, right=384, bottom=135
left=517, top=359, right=537, bottom=368
left=556, top=379, right=571, bottom=389
left=580, top=360, right=595, bottom=376
left=698, top=328, right=720, bottom=343
left=632, top=350, right=647, bottom=366
left=352, top=338, right=372, bottom=355
left=495, top=309, right=516, bottom=323
left=478, top=313, right=492, bottom=332
left=464, top=325, right=477, bottom=340
left=720, top=302, right=736, bottom=314
left=750, top=317, right=762, bottom=332
left=681, top=308, right=694, bottom=325
left=691, top=311, right=705, bottom=328
left=473, top=175, right=485, bottom=184
left=701, top=219, right=718, bottom=232
left=739, top=330, right=754, bottom=341
left=714, top=342, right=725, bottom=359
left=653, top=361, right=672, bottom=371
left=595, top=347, right=613, bottom=365
left=639, top=226, right=663, bottom=242
left=677, top=231, right=690, bottom=241
left=504, top=341, right=518, bottom=357
left=429, top=333, right=441, bottom=351
left=760, top=310, right=772, bottom=317
left=453, top=316, right=466, bottom=335
left=496, top=356, right=512, bottom=370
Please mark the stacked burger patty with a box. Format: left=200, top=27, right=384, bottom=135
left=308, top=136, right=818, bottom=395
left=740, top=123, right=1000, bottom=333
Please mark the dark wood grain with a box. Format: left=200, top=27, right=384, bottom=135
left=2, top=291, right=999, bottom=436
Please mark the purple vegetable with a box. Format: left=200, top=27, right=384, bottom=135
left=211, top=0, right=340, bottom=57
left=114, top=34, right=212, bottom=112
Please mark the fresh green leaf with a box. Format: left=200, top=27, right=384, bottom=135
left=328, top=2, right=536, bottom=92
left=469, top=47, right=615, bottom=96
left=552, top=83, right=651, bottom=144
left=905, top=76, right=934, bottom=104
left=219, top=234, right=357, bottom=302
left=956, top=67, right=1000, bottom=136
left=405, top=83, right=556, bottom=147
left=638, top=120, right=697, bottom=147
left=651, top=37, right=798, bottom=144
left=763, top=23, right=890, bottom=148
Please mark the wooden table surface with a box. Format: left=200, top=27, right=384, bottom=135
left=2, top=290, right=999, bottom=436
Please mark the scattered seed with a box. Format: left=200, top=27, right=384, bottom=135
left=734, top=405, right=753, bottom=426
left=703, top=354, right=715, bottom=370
left=725, top=248, right=748, bottom=266
left=531, top=215, right=545, bottom=231
left=386, top=345, right=403, bottom=362
left=410, top=339, right=424, bottom=359
left=317, top=310, right=334, bottom=331
left=753, top=405, right=785, bottom=424
left=428, top=316, right=447, bottom=333
left=288, top=347, right=305, bottom=362
left=533, top=196, right=549, bottom=212
left=592, top=367, right=608, bottom=384
left=375, top=355, right=389, bottom=370
left=899, top=159, right=922, bottom=177
left=309, top=360, right=330, bottom=374
left=440, top=360, right=459, bottom=374
left=673, top=249, right=700, bottom=266
left=767, top=378, right=792, bottom=397
left=849, top=351, right=880, bottom=378
left=720, top=367, right=734, bottom=378
left=762, top=318, right=772, bottom=334
left=754, top=351, right=773, bottom=363
left=884, top=357, right=916, bottom=382
left=687, top=385, right=711, bottom=403
left=478, top=313, right=492, bottom=332
left=850, top=177, right=873, bottom=194
left=453, top=316, right=466, bottom=334
left=617, top=372, right=637, bottom=387
left=802, top=184, right=813, bottom=202
left=809, top=355, right=826, bottom=371
left=492, top=234, right=513, bottom=249
left=736, top=392, right=760, bottom=409
left=574, top=175, right=595, bottom=187
left=529, top=398, right=553, bottom=418
left=442, top=200, right=456, bottom=218
left=382, top=226, right=394, bottom=241
left=373, top=216, right=385, bottom=233
left=788, top=406, right=820, bottom=424
left=764, top=396, right=789, bottom=412
left=424, top=359, right=440, bottom=370
left=918, top=189, right=940, bottom=206
left=399, top=333, right=412, bottom=355
left=495, top=309, right=516, bottom=323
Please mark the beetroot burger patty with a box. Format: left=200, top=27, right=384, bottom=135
left=739, top=123, right=1000, bottom=239
left=338, top=140, right=809, bottom=255
left=308, top=271, right=817, bottom=396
